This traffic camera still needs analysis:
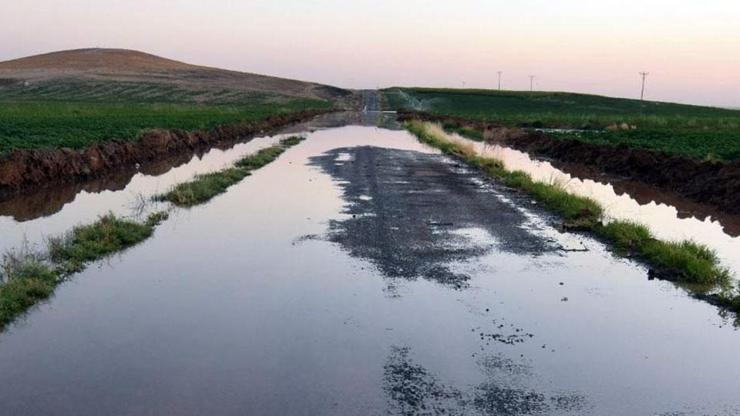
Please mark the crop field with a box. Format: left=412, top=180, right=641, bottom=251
left=0, top=79, right=285, bottom=105
left=383, top=88, right=740, bottom=161
left=0, top=80, right=331, bottom=154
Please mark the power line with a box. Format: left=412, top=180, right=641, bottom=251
left=639, top=72, right=649, bottom=101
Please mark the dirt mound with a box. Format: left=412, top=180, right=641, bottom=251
left=399, top=111, right=740, bottom=215
left=0, top=109, right=328, bottom=199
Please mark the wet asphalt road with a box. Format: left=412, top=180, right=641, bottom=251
left=362, top=90, right=381, bottom=112
left=310, top=146, right=553, bottom=290
left=308, top=146, right=595, bottom=414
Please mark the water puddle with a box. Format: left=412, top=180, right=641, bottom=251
left=0, top=136, right=284, bottom=252
left=446, top=133, right=740, bottom=275
left=0, top=115, right=738, bottom=415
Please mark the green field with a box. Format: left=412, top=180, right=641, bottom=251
left=383, top=88, right=740, bottom=161
left=0, top=79, right=283, bottom=105
left=0, top=80, right=331, bottom=154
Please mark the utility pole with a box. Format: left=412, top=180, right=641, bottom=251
left=529, top=75, right=535, bottom=92
left=497, top=71, right=502, bottom=90
left=639, top=72, right=649, bottom=101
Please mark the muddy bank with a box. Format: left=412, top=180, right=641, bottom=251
left=0, top=150, right=201, bottom=221
left=399, top=111, right=740, bottom=215
left=552, top=160, right=740, bottom=237
left=0, top=109, right=329, bottom=199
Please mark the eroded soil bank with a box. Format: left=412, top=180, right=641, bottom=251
left=399, top=111, right=740, bottom=215
left=0, top=109, right=329, bottom=200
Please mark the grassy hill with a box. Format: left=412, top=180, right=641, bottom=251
left=0, top=49, right=347, bottom=154
left=383, top=88, right=740, bottom=161
left=0, top=48, right=349, bottom=102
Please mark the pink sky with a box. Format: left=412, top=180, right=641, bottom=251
left=1, top=0, right=739, bottom=107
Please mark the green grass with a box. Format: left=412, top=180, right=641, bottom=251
left=594, top=221, right=652, bottom=253
left=0, top=273, right=56, bottom=329
left=0, top=80, right=331, bottom=155
left=234, top=144, right=289, bottom=170
left=505, top=176, right=602, bottom=228
left=595, top=221, right=730, bottom=287
left=0, top=249, right=58, bottom=329
left=441, top=123, right=484, bottom=141
left=156, top=168, right=251, bottom=207
left=387, top=88, right=740, bottom=161
left=405, top=121, right=737, bottom=312
left=0, top=211, right=168, bottom=330
left=156, top=136, right=305, bottom=207
left=479, top=164, right=602, bottom=229
left=49, top=212, right=166, bottom=271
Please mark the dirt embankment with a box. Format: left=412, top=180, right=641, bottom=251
left=0, top=109, right=328, bottom=199
left=398, top=111, right=740, bottom=215
left=0, top=150, right=206, bottom=222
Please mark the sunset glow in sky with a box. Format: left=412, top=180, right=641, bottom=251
left=2, top=0, right=739, bottom=107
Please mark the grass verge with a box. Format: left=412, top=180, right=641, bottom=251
left=594, top=221, right=730, bottom=287
left=0, top=211, right=168, bottom=331
left=0, top=249, right=58, bottom=329
left=441, top=122, right=484, bottom=141
left=49, top=212, right=167, bottom=272
left=407, top=122, right=603, bottom=229
left=155, top=136, right=305, bottom=207
left=405, top=121, right=739, bottom=315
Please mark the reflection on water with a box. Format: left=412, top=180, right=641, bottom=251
left=553, top=160, right=740, bottom=237
left=0, top=151, right=197, bottom=222
left=0, top=136, right=284, bottom=253
left=448, top=135, right=740, bottom=275
left=0, top=125, right=738, bottom=415
left=0, top=112, right=398, bottom=254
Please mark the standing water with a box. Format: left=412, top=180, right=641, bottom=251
left=445, top=131, right=740, bottom=276
left=0, top=114, right=738, bottom=415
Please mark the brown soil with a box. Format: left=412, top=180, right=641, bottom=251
left=0, top=109, right=329, bottom=201
left=0, top=150, right=203, bottom=222
left=551, top=160, right=740, bottom=236
left=399, top=111, right=740, bottom=215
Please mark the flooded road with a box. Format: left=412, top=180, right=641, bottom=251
left=0, top=116, right=739, bottom=415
